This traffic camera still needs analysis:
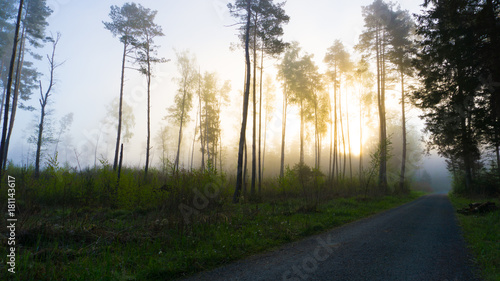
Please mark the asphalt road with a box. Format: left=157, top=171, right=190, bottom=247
left=181, top=194, right=480, bottom=281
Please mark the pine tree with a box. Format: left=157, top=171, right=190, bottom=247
left=104, top=2, right=143, bottom=171
left=168, top=50, right=197, bottom=172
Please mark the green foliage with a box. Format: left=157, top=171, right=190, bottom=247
left=452, top=166, right=500, bottom=197
left=449, top=194, right=500, bottom=281
left=413, top=0, right=500, bottom=193
left=0, top=167, right=422, bottom=281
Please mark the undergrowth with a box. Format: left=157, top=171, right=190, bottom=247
left=0, top=162, right=422, bottom=280
left=449, top=193, right=500, bottom=281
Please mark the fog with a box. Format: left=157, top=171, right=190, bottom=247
left=4, top=0, right=452, bottom=191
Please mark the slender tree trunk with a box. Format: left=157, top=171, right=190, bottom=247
left=376, top=27, right=388, bottom=192
left=219, top=130, right=223, bottom=173
left=280, top=86, right=287, bottom=178
left=34, top=34, right=58, bottom=177
left=329, top=86, right=333, bottom=182
left=346, top=84, right=352, bottom=181
left=462, top=116, right=473, bottom=189
left=145, top=47, right=152, bottom=176
left=199, top=73, right=205, bottom=170
left=381, top=33, right=388, bottom=192
left=263, top=103, right=268, bottom=181
left=233, top=0, right=252, bottom=203
left=174, top=90, right=188, bottom=171
left=314, top=99, right=318, bottom=169
left=333, top=78, right=338, bottom=181
left=205, top=95, right=210, bottom=164
left=191, top=101, right=199, bottom=171
left=359, top=88, right=363, bottom=183
left=399, top=69, right=407, bottom=192
left=0, top=0, right=24, bottom=174
left=243, top=138, right=248, bottom=195
left=258, top=48, right=263, bottom=194
left=251, top=12, right=258, bottom=196
left=4, top=27, right=26, bottom=169
left=0, top=58, right=5, bottom=121
left=116, top=143, right=124, bottom=194
left=495, top=117, right=500, bottom=177
left=318, top=135, right=322, bottom=170
left=113, top=42, right=127, bottom=171
left=218, top=92, right=223, bottom=173
left=300, top=99, right=305, bottom=164
left=496, top=142, right=500, bottom=178
left=35, top=82, right=47, bottom=178
left=339, top=78, right=346, bottom=178
left=0, top=82, right=5, bottom=126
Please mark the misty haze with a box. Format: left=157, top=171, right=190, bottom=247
left=0, top=0, right=498, bottom=280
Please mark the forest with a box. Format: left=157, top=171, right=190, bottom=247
left=0, top=0, right=499, bottom=280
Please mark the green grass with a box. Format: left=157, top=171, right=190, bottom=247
left=0, top=191, right=423, bottom=281
left=449, top=193, right=500, bottom=281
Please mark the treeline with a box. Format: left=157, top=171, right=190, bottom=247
left=231, top=0, right=419, bottom=202
left=412, top=0, right=500, bottom=196
left=2, top=0, right=496, bottom=199
left=0, top=0, right=422, bottom=200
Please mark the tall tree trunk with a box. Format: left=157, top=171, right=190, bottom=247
left=346, top=84, right=352, bottom=181
left=314, top=99, right=318, bottom=169
left=145, top=47, right=152, bottom=176
left=380, top=32, right=388, bottom=192
left=399, top=69, right=407, bottom=192
left=113, top=41, right=127, bottom=171
left=219, top=130, right=223, bottom=173
left=251, top=12, right=258, bottom=196
left=263, top=101, right=268, bottom=181
left=300, top=99, right=304, bottom=164
left=174, top=90, right=187, bottom=172
left=329, top=86, right=333, bottom=182
left=243, top=138, right=248, bottom=195
left=359, top=88, right=363, bottom=184
left=34, top=34, right=58, bottom=177
left=338, top=78, right=346, bottom=178
left=0, top=58, right=5, bottom=121
left=205, top=96, right=210, bottom=165
left=376, top=27, right=388, bottom=192
left=35, top=81, right=47, bottom=178
left=462, top=116, right=473, bottom=189
left=280, top=86, right=287, bottom=178
left=191, top=101, right=199, bottom=171
left=0, top=0, right=24, bottom=174
left=495, top=116, right=500, bottom=178
left=3, top=27, right=26, bottom=169
left=318, top=135, right=322, bottom=170
left=199, top=73, right=205, bottom=170
left=258, top=48, right=264, bottom=194
left=333, top=78, right=338, bottom=181
left=233, top=0, right=252, bottom=203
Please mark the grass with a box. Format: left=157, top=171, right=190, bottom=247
left=0, top=179, right=424, bottom=280
left=449, top=193, right=500, bottom=281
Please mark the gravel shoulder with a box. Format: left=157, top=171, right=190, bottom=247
left=181, top=194, right=480, bottom=281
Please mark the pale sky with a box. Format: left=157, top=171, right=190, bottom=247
left=11, top=0, right=429, bottom=170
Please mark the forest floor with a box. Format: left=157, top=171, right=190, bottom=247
left=0, top=191, right=423, bottom=281
left=182, top=194, right=480, bottom=281
left=449, top=194, right=500, bottom=281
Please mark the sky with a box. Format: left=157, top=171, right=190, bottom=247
left=8, top=0, right=450, bottom=190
